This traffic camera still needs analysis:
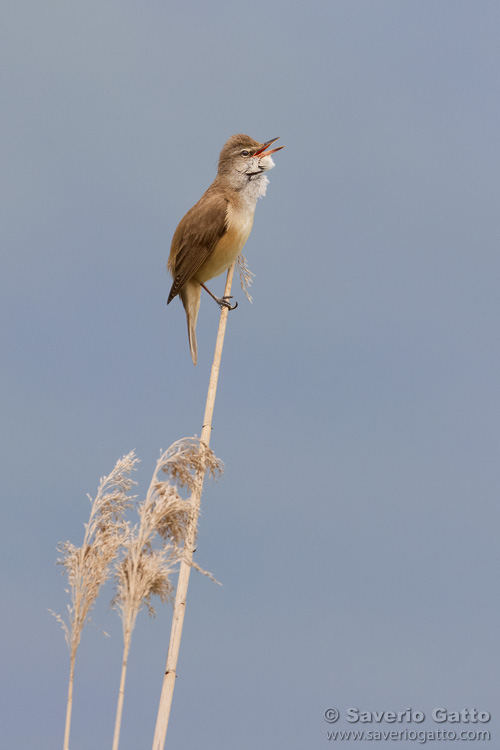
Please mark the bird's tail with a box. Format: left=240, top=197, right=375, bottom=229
left=179, top=281, right=201, bottom=366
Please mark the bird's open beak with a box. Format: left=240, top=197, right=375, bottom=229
left=253, top=137, right=284, bottom=158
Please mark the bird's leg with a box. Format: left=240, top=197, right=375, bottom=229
left=200, top=283, right=238, bottom=311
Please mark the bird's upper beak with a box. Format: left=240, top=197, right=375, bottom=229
left=253, top=137, right=284, bottom=158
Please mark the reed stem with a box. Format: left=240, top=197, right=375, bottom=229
left=152, top=263, right=235, bottom=750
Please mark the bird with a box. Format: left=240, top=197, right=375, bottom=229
left=167, top=133, right=284, bottom=365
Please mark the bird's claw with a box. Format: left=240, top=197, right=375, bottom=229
left=216, top=296, right=238, bottom=311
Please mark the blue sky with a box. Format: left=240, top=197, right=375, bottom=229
left=2, top=1, right=499, bottom=748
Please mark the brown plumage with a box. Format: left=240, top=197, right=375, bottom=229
left=168, top=134, right=283, bottom=365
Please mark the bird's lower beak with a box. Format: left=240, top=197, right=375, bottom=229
left=253, top=137, right=284, bottom=158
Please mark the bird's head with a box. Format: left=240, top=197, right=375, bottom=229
left=217, top=134, right=284, bottom=186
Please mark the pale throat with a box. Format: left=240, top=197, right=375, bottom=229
left=228, top=154, right=275, bottom=209
left=240, top=173, right=270, bottom=207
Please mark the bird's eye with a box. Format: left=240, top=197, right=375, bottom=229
left=241, top=149, right=250, bottom=157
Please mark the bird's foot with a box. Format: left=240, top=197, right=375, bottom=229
left=215, top=296, right=238, bottom=311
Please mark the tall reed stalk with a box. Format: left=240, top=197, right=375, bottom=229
left=51, top=453, right=138, bottom=750
left=111, top=453, right=176, bottom=750
left=152, top=263, right=236, bottom=749
left=111, top=439, right=221, bottom=749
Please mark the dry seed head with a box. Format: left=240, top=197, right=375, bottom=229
left=237, top=253, right=254, bottom=303
left=160, top=438, right=223, bottom=492
left=51, top=451, right=139, bottom=654
left=112, top=545, right=175, bottom=633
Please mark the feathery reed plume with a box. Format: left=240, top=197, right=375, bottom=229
left=50, top=451, right=138, bottom=750
left=237, top=252, right=254, bottom=303
left=153, top=264, right=235, bottom=750
left=111, top=439, right=220, bottom=750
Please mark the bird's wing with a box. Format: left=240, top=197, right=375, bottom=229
left=167, top=192, right=229, bottom=303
